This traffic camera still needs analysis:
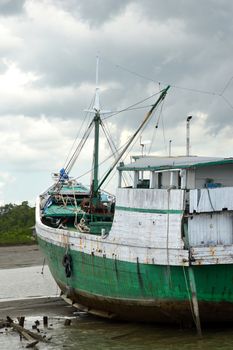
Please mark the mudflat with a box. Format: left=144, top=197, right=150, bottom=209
left=0, top=244, right=44, bottom=269
left=0, top=245, right=76, bottom=318
left=0, top=297, right=75, bottom=318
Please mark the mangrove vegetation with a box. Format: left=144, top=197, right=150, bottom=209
left=0, top=201, right=35, bottom=245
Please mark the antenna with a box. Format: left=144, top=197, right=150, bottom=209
left=93, top=56, right=100, bottom=111
left=96, top=55, right=99, bottom=87
left=84, top=56, right=110, bottom=115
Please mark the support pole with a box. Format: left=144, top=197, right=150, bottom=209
left=169, top=140, right=172, bottom=157
left=188, top=267, right=202, bottom=337
left=186, top=116, right=192, bottom=156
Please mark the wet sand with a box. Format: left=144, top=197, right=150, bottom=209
left=0, top=244, right=44, bottom=269
left=1, top=247, right=233, bottom=350
left=0, top=297, right=75, bottom=318
left=0, top=244, right=76, bottom=318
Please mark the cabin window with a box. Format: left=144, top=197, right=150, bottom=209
left=137, top=171, right=150, bottom=188
left=121, top=169, right=184, bottom=189
left=137, top=179, right=150, bottom=188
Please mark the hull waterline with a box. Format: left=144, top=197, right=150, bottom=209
left=37, top=236, right=233, bottom=324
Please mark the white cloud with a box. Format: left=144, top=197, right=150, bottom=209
left=0, top=22, right=22, bottom=51
left=0, top=59, right=39, bottom=91
left=24, top=0, right=90, bottom=38
left=0, top=0, right=233, bottom=203
left=0, top=115, right=74, bottom=170
left=0, top=171, right=15, bottom=205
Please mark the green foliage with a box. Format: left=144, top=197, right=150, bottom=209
left=0, top=201, right=35, bottom=245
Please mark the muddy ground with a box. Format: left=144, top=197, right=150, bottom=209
left=0, top=244, right=76, bottom=318
left=0, top=297, right=75, bottom=318
left=0, top=244, right=43, bottom=269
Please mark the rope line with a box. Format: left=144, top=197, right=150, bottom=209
left=219, top=75, right=233, bottom=96
left=148, top=99, right=164, bottom=155
left=73, top=135, right=133, bottom=181
left=63, top=95, right=95, bottom=168
left=65, top=120, right=94, bottom=173
left=102, top=91, right=162, bottom=120
left=101, top=56, right=233, bottom=112
left=101, top=121, right=129, bottom=187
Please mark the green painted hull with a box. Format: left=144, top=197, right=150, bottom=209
left=38, top=237, right=233, bottom=324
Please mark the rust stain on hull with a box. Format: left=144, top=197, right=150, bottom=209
left=56, top=280, right=233, bottom=325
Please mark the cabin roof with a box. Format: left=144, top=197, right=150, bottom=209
left=118, top=156, right=233, bottom=171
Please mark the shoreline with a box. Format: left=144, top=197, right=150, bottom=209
left=0, top=297, right=76, bottom=318
left=0, top=244, right=77, bottom=318
left=0, top=242, right=37, bottom=247
left=0, top=244, right=44, bottom=269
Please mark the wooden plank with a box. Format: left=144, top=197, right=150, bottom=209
left=6, top=317, right=48, bottom=343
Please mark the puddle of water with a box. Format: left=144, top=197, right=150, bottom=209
left=2, top=315, right=233, bottom=350
left=0, top=266, right=233, bottom=350
left=0, top=265, right=59, bottom=301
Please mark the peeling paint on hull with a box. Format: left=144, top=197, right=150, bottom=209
left=37, top=236, right=233, bottom=324
left=58, top=281, right=233, bottom=324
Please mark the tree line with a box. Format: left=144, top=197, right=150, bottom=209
left=0, top=201, right=35, bottom=245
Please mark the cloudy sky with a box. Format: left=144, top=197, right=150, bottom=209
left=0, top=0, right=233, bottom=204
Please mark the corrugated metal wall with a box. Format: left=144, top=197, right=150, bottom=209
left=190, top=187, right=233, bottom=213
left=188, top=212, right=233, bottom=246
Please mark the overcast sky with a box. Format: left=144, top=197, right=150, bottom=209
left=0, top=0, right=233, bottom=204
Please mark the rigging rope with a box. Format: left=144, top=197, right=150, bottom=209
left=73, top=134, right=133, bottom=182
left=101, top=56, right=219, bottom=96
left=98, top=86, right=170, bottom=190
left=71, top=92, right=167, bottom=183
left=98, top=104, right=160, bottom=189
left=221, top=95, right=233, bottom=110
left=63, top=95, right=95, bottom=169
left=103, top=120, right=133, bottom=184
left=65, top=120, right=94, bottom=173
left=148, top=99, right=164, bottom=155
left=102, top=167, right=118, bottom=192
left=101, top=55, right=233, bottom=115
left=101, top=120, right=129, bottom=187
left=102, top=91, right=162, bottom=120
left=64, top=88, right=168, bottom=178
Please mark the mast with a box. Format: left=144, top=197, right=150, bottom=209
left=92, top=56, right=102, bottom=204
left=92, top=110, right=100, bottom=203
left=85, top=56, right=110, bottom=205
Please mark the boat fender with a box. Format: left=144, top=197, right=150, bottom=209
left=62, top=254, right=72, bottom=278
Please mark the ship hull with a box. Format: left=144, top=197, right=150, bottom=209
left=37, top=236, right=233, bottom=324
